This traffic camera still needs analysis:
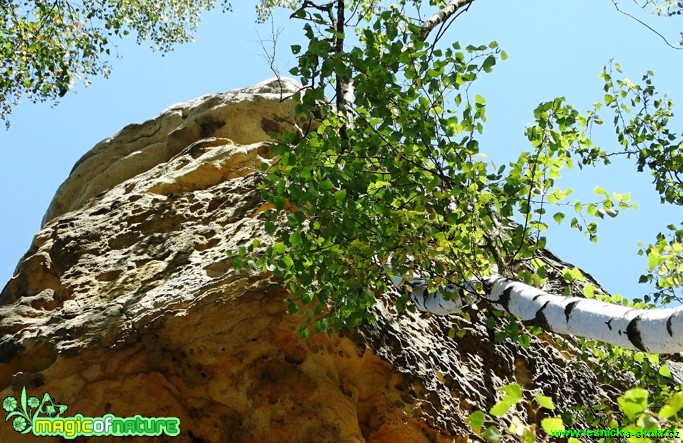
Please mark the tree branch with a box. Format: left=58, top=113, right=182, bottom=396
left=335, top=0, right=349, bottom=133
left=611, top=0, right=683, bottom=49
left=419, top=0, right=476, bottom=41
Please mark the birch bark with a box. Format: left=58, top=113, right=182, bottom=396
left=395, top=273, right=683, bottom=354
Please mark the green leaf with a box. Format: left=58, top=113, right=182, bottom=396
left=502, top=383, right=523, bottom=403
left=553, top=212, right=565, bottom=224
left=541, top=417, right=564, bottom=433
left=482, top=55, right=496, bottom=73
left=587, top=204, right=597, bottom=217
left=534, top=394, right=555, bottom=410
left=638, top=412, right=659, bottom=430
left=467, top=410, right=487, bottom=431
left=483, top=425, right=502, bottom=443
left=489, top=400, right=512, bottom=417
left=646, top=353, right=659, bottom=366
left=274, top=195, right=286, bottom=210
left=658, top=364, right=671, bottom=378
left=334, top=189, right=347, bottom=204
left=658, top=392, right=683, bottom=419
left=320, top=179, right=335, bottom=191
left=593, top=185, right=607, bottom=196
left=562, top=267, right=584, bottom=283
left=272, top=242, right=287, bottom=255
left=617, top=388, right=648, bottom=419
left=282, top=254, right=294, bottom=269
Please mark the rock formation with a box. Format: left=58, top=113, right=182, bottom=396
left=1, top=78, right=613, bottom=442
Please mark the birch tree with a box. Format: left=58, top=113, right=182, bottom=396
left=248, top=0, right=682, bottom=350
left=239, top=0, right=683, bottom=435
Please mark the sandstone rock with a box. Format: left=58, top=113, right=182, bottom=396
left=41, top=77, right=304, bottom=227
left=1, top=78, right=610, bottom=442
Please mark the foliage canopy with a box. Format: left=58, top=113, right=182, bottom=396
left=0, top=0, right=240, bottom=127
left=246, top=0, right=682, bottom=332
left=244, top=1, right=683, bottom=436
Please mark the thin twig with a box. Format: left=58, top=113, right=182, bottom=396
left=611, top=0, right=682, bottom=50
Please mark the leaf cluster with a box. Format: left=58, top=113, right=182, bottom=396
left=254, top=3, right=513, bottom=332
left=0, top=0, right=232, bottom=127
left=468, top=382, right=683, bottom=442
left=237, top=0, right=682, bottom=336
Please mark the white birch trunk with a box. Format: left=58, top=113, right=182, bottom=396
left=393, top=274, right=683, bottom=354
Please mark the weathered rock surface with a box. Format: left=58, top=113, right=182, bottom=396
left=1, top=78, right=610, bottom=442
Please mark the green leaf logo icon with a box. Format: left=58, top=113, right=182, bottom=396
left=38, top=393, right=67, bottom=418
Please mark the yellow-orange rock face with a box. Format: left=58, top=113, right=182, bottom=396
left=1, top=78, right=609, bottom=442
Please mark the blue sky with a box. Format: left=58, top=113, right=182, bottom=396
left=0, top=0, right=681, bottom=301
